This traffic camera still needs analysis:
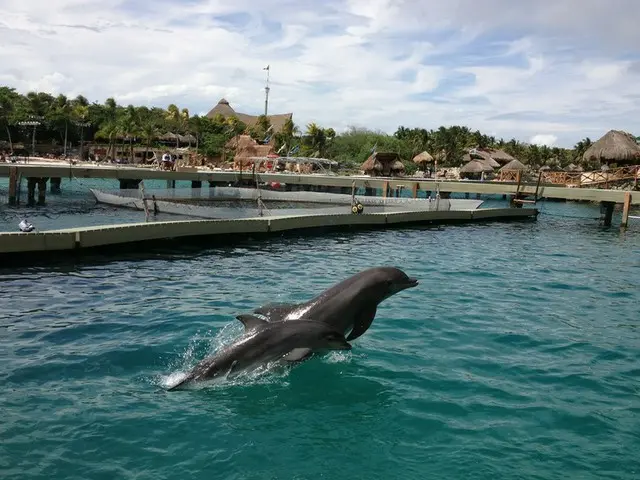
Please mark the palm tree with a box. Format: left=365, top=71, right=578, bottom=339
left=0, top=87, right=19, bottom=151
left=138, top=107, right=160, bottom=164
left=51, top=94, right=73, bottom=156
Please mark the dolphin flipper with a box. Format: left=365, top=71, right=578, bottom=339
left=346, top=305, right=377, bottom=341
left=253, top=303, right=298, bottom=321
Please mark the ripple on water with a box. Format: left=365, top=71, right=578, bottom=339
left=1, top=200, right=640, bottom=479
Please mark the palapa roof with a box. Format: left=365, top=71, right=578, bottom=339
left=361, top=155, right=383, bottom=172
left=158, top=132, right=196, bottom=144
left=460, top=159, right=493, bottom=174
left=463, top=151, right=500, bottom=168
left=466, top=148, right=515, bottom=166
left=488, top=149, right=516, bottom=164
left=412, top=151, right=434, bottom=165
left=206, top=98, right=293, bottom=133
left=226, top=134, right=275, bottom=158
left=565, top=163, right=583, bottom=172
left=361, top=152, right=400, bottom=172
left=499, top=159, right=527, bottom=171
left=391, top=159, right=405, bottom=171
left=582, top=130, right=640, bottom=164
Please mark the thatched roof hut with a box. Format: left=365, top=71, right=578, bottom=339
left=361, top=152, right=403, bottom=176
left=463, top=151, right=500, bottom=168
left=413, top=151, right=434, bottom=166
left=206, top=98, right=293, bottom=134
left=488, top=149, right=516, bottom=165
left=361, top=154, right=383, bottom=173
left=499, top=159, right=527, bottom=171
left=460, top=159, right=493, bottom=174
left=391, top=159, right=406, bottom=174
left=583, top=130, right=640, bottom=166
left=227, top=135, right=275, bottom=169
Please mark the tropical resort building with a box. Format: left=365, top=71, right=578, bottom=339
left=360, top=152, right=406, bottom=176
left=582, top=130, right=640, bottom=167
left=206, top=98, right=293, bottom=135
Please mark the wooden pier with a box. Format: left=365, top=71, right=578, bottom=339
left=0, top=162, right=636, bottom=227
left=0, top=207, right=538, bottom=262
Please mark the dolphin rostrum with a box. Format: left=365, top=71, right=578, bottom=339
left=167, top=316, right=352, bottom=391
left=237, top=266, right=419, bottom=362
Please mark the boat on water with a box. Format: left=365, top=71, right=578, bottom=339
left=89, top=186, right=484, bottom=221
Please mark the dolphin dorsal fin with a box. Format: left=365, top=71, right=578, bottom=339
left=235, top=314, right=268, bottom=332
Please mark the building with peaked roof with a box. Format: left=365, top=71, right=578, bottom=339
left=583, top=129, right=640, bottom=166
left=206, top=98, right=293, bottom=134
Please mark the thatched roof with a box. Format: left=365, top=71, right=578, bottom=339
left=361, top=155, right=383, bottom=172
left=391, top=159, right=405, bottom=171
left=460, top=159, right=493, bottom=174
left=157, top=132, right=196, bottom=144
left=463, top=151, right=500, bottom=168
left=488, top=149, right=516, bottom=164
left=583, top=130, right=640, bottom=164
left=499, top=159, right=527, bottom=171
left=227, top=134, right=274, bottom=158
left=413, top=151, right=434, bottom=165
left=207, top=98, right=236, bottom=117
left=206, top=98, right=293, bottom=134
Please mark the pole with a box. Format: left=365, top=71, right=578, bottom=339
left=263, top=65, right=270, bottom=117
left=621, top=192, right=632, bottom=228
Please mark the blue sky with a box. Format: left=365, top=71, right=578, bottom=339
left=1, top=0, right=639, bottom=148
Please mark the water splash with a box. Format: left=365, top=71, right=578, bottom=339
left=157, top=320, right=299, bottom=390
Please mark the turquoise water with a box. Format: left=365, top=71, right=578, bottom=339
left=2, top=178, right=640, bottom=479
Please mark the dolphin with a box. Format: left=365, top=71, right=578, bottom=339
left=167, top=315, right=352, bottom=391
left=237, top=266, right=419, bottom=362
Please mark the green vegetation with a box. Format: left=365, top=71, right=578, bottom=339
left=1, top=86, right=598, bottom=171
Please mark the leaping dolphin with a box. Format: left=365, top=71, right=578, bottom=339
left=237, top=266, right=419, bottom=362
left=167, top=316, right=351, bottom=391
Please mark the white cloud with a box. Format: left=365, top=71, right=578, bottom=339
left=1, top=0, right=640, bottom=147
left=530, top=134, right=558, bottom=147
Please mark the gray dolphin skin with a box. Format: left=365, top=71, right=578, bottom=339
left=167, top=316, right=351, bottom=391
left=238, top=266, right=419, bottom=362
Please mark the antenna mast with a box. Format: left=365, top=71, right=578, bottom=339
left=263, top=65, right=270, bottom=117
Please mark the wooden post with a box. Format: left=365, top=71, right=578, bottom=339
left=191, top=180, right=202, bottom=198
left=621, top=192, right=632, bottom=228
left=27, top=178, right=37, bottom=206
left=411, top=182, right=418, bottom=198
left=8, top=167, right=17, bottom=205
left=382, top=181, right=389, bottom=198
left=600, top=201, right=615, bottom=227
left=50, top=177, right=62, bottom=194
left=37, top=178, right=47, bottom=205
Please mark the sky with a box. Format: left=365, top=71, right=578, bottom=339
left=1, top=0, right=639, bottom=148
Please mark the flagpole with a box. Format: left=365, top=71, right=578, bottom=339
left=263, top=65, right=270, bottom=117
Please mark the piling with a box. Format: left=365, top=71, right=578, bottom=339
left=37, top=178, right=47, bottom=205
left=8, top=167, right=17, bottom=205
left=191, top=180, right=202, bottom=198
left=621, top=192, right=632, bottom=228
left=600, top=201, right=615, bottom=227
left=119, top=179, right=141, bottom=190
left=27, top=178, right=37, bottom=206
left=50, top=177, right=62, bottom=194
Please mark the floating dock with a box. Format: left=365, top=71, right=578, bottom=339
left=0, top=207, right=537, bottom=261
